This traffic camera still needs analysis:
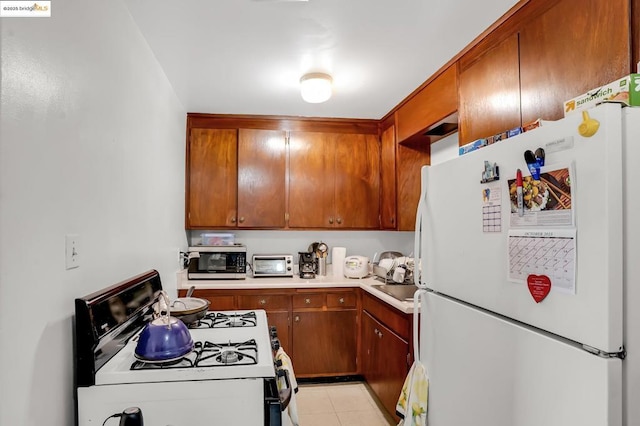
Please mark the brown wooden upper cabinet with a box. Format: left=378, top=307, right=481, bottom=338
left=457, top=0, right=631, bottom=145
left=186, top=128, right=286, bottom=229
left=519, top=0, right=630, bottom=124
left=396, top=144, right=429, bottom=231
left=288, top=131, right=380, bottom=229
left=237, top=129, right=287, bottom=228
left=395, top=64, right=458, bottom=144
left=186, top=128, right=238, bottom=228
left=379, top=125, right=397, bottom=229
left=458, top=33, right=521, bottom=145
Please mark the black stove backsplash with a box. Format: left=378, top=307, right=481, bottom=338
left=74, top=270, right=162, bottom=387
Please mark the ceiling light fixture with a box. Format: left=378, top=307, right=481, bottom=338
left=300, top=72, right=333, bottom=103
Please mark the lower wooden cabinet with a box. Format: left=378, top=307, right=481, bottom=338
left=265, top=310, right=290, bottom=355
left=291, top=290, right=358, bottom=377
left=185, top=287, right=358, bottom=377
left=292, top=310, right=357, bottom=376
left=178, top=289, right=236, bottom=311
left=360, top=291, right=412, bottom=422
left=361, top=311, right=409, bottom=423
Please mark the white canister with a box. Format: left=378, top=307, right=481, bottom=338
left=332, top=247, right=346, bottom=278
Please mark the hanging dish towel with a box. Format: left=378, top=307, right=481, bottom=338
left=275, top=347, right=300, bottom=426
left=396, top=360, right=429, bottom=426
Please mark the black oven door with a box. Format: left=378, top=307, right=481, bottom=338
left=265, top=378, right=281, bottom=426
left=264, top=375, right=292, bottom=426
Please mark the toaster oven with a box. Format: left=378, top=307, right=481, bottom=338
left=252, top=254, right=294, bottom=278
left=187, top=245, right=247, bottom=280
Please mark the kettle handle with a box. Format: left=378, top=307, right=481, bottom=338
left=155, top=291, right=172, bottom=328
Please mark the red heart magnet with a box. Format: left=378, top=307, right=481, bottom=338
left=527, top=274, right=552, bottom=303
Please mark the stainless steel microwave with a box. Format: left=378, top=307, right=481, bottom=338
left=252, top=254, right=294, bottom=278
left=187, top=245, right=247, bottom=280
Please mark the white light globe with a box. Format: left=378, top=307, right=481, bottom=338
left=300, top=73, right=333, bottom=103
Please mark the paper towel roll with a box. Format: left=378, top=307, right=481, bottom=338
left=332, top=247, right=346, bottom=278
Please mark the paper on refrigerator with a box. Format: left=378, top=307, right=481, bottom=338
left=507, top=163, right=575, bottom=228
left=508, top=228, right=576, bottom=294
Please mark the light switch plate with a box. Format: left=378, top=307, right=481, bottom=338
left=65, top=234, right=80, bottom=269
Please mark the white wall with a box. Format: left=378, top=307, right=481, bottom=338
left=0, top=1, right=187, bottom=425
left=430, top=131, right=459, bottom=165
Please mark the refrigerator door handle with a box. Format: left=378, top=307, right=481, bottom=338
left=582, top=344, right=626, bottom=359
left=413, top=287, right=427, bottom=362
left=414, top=166, right=429, bottom=290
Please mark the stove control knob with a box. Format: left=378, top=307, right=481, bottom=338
left=119, top=407, right=143, bottom=426
left=270, top=326, right=278, bottom=338
left=275, top=359, right=283, bottom=368
left=271, top=338, right=281, bottom=351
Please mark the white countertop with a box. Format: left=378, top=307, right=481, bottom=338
left=176, top=270, right=416, bottom=314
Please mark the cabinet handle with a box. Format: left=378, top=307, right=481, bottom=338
left=259, top=299, right=267, bottom=305
left=336, top=217, right=342, bottom=225
left=377, top=330, right=383, bottom=338
left=339, top=297, right=345, bottom=304
left=329, top=217, right=334, bottom=224
left=304, top=298, right=311, bottom=304
left=391, top=217, right=395, bottom=224
left=294, top=315, right=300, bottom=322
left=239, top=216, right=245, bottom=223
left=374, top=328, right=379, bottom=334
left=230, top=217, right=237, bottom=223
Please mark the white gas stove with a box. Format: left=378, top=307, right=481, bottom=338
left=95, top=311, right=275, bottom=385
left=74, top=271, right=289, bottom=426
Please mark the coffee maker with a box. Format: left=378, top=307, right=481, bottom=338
left=298, top=252, right=317, bottom=279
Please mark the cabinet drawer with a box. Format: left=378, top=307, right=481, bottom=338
left=238, top=295, right=290, bottom=310
left=362, top=291, right=410, bottom=341
left=327, top=292, right=356, bottom=308
left=292, top=293, right=324, bottom=309
left=206, top=295, right=236, bottom=311
left=186, top=290, right=236, bottom=311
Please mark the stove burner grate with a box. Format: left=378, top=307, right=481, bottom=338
left=197, top=339, right=258, bottom=367
left=130, top=352, right=197, bottom=370
left=129, top=339, right=258, bottom=370
left=192, top=311, right=258, bottom=329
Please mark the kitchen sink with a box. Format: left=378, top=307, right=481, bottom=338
left=371, top=284, right=418, bottom=302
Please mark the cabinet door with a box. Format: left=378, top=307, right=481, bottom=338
left=267, top=311, right=290, bottom=355
left=363, top=310, right=408, bottom=423
left=519, top=0, right=630, bottom=123
left=292, top=310, right=357, bottom=376
left=395, top=64, right=458, bottom=143
left=360, top=311, right=379, bottom=385
left=288, top=131, right=335, bottom=228
left=237, top=129, right=287, bottom=228
left=334, top=133, right=380, bottom=229
left=380, top=125, right=397, bottom=229
left=186, top=128, right=237, bottom=228
left=396, top=144, right=429, bottom=231
left=458, top=33, right=521, bottom=145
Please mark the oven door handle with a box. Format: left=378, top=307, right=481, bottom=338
left=277, top=368, right=292, bottom=410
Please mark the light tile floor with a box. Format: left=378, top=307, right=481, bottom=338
left=293, top=381, right=395, bottom=426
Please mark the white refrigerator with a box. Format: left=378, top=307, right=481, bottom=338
left=413, top=103, right=640, bottom=426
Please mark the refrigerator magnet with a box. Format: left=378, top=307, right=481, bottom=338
left=527, top=274, right=552, bottom=303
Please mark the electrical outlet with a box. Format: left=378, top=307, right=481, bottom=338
left=65, top=234, right=80, bottom=269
